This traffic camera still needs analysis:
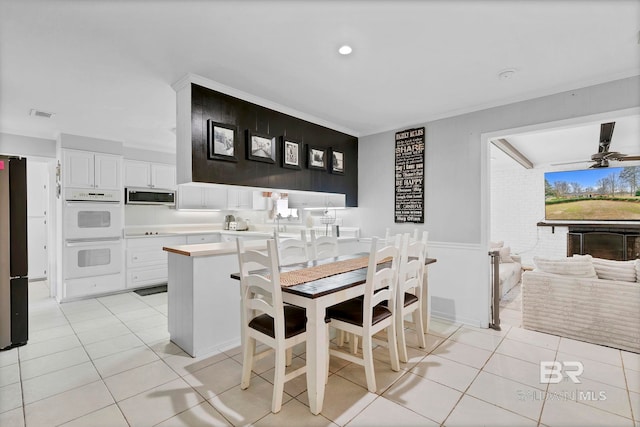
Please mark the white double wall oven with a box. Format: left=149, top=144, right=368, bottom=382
left=60, top=186, right=124, bottom=301
left=63, top=195, right=123, bottom=281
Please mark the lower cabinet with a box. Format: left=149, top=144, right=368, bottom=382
left=126, top=235, right=186, bottom=288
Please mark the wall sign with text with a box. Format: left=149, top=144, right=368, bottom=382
left=395, top=127, right=425, bottom=223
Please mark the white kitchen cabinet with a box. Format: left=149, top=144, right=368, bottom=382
left=177, top=184, right=227, bottom=210
left=226, top=188, right=253, bottom=210
left=186, top=233, right=220, bottom=244
left=150, top=164, right=176, bottom=189
left=124, top=160, right=176, bottom=189
left=126, top=235, right=186, bottom=288
left=63, top=149, right=121, bottom=190
left=227, top=188, right=269, bottom=210
left=287, top=191, right=345, bottom=209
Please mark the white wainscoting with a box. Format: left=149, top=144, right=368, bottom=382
left=426, top=241, right=491, bottom=328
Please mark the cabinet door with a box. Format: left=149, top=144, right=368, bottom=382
left=63, top=150, right=94, bottom=188
left=227, top=188, right=252, bottom=209
left=177, top=185, right=204, bottom=209
left=203, top=186, right=228, bottom=209
left=151, top=164, right=176, bottom=189
left=94, top=154, right=121, bottom=190
left=124, top=160, right=151, bottom=188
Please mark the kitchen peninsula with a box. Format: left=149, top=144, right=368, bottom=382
left=163, top=236, right=362, bottom=357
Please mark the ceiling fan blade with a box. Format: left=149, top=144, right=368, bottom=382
left=616, top=155, right=640, bottom=161
left=550, top=160, right=592, bottom=166
left=598, top=122, right=615, bottom=153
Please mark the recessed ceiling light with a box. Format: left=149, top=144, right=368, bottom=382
left=497, top=68, right=516, bottom=81
left=29, top=108, right=55, bottom=118
left=338, top=45, right=352, bottom=55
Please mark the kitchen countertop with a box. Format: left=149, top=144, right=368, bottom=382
left=163, top=236, right=358, bottom=257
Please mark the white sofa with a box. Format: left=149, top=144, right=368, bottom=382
left=522, top=257, right=640, bottom=353
left=490, top=242, right=522, bottom=296
left=499, top=254, right=522, bottom=297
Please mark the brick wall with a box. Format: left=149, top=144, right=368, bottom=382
left=490, top=163, right=567, bottom=266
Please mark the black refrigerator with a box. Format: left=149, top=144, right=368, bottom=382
left=0, top=156, right=28, bottom=350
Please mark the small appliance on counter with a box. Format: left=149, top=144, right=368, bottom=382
left=235, top=218, right=249, bottom=231
left=223, top=214, right=235, bottom=230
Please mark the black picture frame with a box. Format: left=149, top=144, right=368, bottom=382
left=281, top=137, right=302, bottom=170
left=330, top=149, right=345, bottom=175
left=207, top=120, right=238, bottom=162
left=307, top=146, right=327, bottom=171
left=246, top=130, right=276, bottom=164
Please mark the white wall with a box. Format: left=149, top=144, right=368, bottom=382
left=0, top=133, right=55, bottom=158
left=355, top=76, right=640, bottom=327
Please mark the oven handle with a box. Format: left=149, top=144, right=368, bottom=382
left=65, top=201, right=122, bottom=207
left=65, top=238, right=122, bottom=247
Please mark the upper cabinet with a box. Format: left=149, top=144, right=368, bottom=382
left=63, top=149, right=121, bottom=190
left=177, top=184, right=227, bottom=210
left=227, top=187, right=269, bottom=210
left=124, top=160, right=176, bottom=189
left=287, top=191, right=345, bottom=209
left=226, top=188, right=253, bottom=210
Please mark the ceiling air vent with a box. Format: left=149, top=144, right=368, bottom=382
left=29, top=109, right=55, bottom=118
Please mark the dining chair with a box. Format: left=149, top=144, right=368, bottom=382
left=309, top=228, right=339, bottom=260
left=411, top=228, right=428, bottom=244
left=396, top=233, right=427, bottom=363
left=236, top=238, right=307, bottom=413
left=273, top=229, right=309, bottom=265
left=326, top=237, right=401, bottom=392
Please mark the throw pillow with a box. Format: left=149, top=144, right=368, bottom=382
left=533, top=256, right=597, bottom=278
left=490, top=241, right=504, bottom=249
left=591, top=258, right=637, bottom=282
left=499, top=246, right=514, bottom=263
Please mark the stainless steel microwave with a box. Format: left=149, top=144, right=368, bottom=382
left=125, top=188, right=175, bottom=206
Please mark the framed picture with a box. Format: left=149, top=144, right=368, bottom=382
left=330, top=149, right=345, bottom=175
left=246, top=130, right=276, bottom=163
left=207, top=120, right=238, bottom=162
left=307, top=146, right=327, bottom=171
left=281, top=137, right=302, bottom=170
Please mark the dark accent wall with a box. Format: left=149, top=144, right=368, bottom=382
left=191, top=84, right=358, bottom=206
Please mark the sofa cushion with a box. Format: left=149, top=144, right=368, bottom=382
left=533, top=256, right=597, bottom=278
left=637, top=259, right=640, bottom=283
left=590, top=258, right=638, bottom=283
left=499, top=246, right=514, bottom=263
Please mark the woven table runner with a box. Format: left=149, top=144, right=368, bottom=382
left=279, top=256, right=370, bottom=287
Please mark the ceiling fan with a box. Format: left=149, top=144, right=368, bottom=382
left=553, top=122, right=640, bottom=168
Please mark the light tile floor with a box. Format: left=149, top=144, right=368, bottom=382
left=0, top=281, right=638, bottom=426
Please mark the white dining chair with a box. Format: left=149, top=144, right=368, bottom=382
left=396, top=233, right=427, bottom=362
left=273, top=229, right=309, bottom=265
left=326, top=237, right=401, bottom=392
left=236, top=238, right=307, bottom=413
left=309, top=228, right=339, bottom=260
left=411, top=228, right=428, bottom=245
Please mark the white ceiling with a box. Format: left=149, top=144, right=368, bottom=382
left=1, top=1, right=639, bottom=154
left=491, top=113, right=640, bottom=169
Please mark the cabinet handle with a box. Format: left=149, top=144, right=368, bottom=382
left=133, top=256, right=138, bottom=260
